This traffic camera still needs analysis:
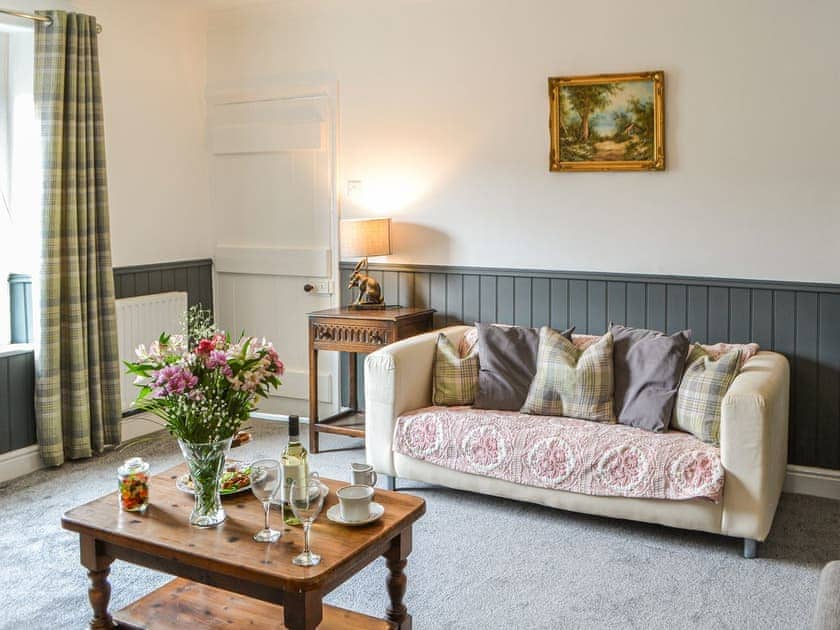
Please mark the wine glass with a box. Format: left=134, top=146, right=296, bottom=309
left=250, top=459, right=283, bottom=543
left=289, top=476, right=327, bottom=566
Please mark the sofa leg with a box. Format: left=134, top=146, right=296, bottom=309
left=383, top=475, right=396, bottom=491
left=743, top=538, right=758, bottom=559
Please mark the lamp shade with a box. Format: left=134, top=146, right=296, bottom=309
left=340, top=218, right=392, bottom=258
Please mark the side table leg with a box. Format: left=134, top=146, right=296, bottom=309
left=308, top=323, right=320, bottom=454
left=384, top=528, right=413, bottom=630
left=80, top=535, right=114, bottom=629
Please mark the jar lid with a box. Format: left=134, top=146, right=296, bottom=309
left=119, top=457, right=149, bottom=475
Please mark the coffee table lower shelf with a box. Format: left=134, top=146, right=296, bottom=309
left=113, top=578, right=395, bottom=630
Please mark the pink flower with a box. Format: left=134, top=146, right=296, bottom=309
left=196, top=339, right=215, bottom=355
left=153, top=365, right=199, bottom=396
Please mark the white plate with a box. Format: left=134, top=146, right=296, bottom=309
left=175, top=460, right=253, bottom=496
left=326, top=501, right=385, bottom=526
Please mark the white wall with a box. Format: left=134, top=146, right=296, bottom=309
left=9, top=0, right=212, bottom=267
left=208, top=0, right=840, bottom=283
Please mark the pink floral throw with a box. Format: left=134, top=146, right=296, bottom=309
left=394, top=406, right=724, bottom=502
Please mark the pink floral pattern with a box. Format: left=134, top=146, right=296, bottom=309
left=394, top=407, right=724, bottom=501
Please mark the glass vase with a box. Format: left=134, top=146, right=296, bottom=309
left=178, top=437, right=233, bottom=528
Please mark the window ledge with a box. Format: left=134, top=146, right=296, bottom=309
left=0, top=343, right=34, bottom=358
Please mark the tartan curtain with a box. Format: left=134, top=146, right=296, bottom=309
left=34, top=11, right=121, bottom=466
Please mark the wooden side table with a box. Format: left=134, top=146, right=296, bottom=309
left=308, top=306, right=435, bottom=453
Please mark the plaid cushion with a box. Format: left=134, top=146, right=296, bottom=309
left=433, top=333, right=479, bottom=406
left=521, top=328, right=616, bottom=423
left=672, top=344, right=742, bottom=445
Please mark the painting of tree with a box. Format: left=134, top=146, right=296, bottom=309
left=549, top=72, right=665, bottom=171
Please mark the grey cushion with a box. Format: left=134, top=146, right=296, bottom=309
left=813, top=561, right=840, bottom=630
left=610, top=324, right=691, bottom=432
left=474, top=323, right=572, bottom=411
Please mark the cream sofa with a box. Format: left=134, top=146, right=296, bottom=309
left=364, top=325, right=790, bottom=558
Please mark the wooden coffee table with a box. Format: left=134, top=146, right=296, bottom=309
left=61, top=464, right=426, bottom=629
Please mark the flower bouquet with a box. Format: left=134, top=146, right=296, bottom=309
left=125, top=308, right=283, bottom=527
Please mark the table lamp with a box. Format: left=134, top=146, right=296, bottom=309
left=340, top=217, right=392, bottom=308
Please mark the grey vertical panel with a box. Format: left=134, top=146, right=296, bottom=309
left=120, top=274, right=136, bottom=298
left=729, top=288, right=751, bottom=342
left=514, top=277, right=532, bottom=327
left=187, top=267, right=201, bottom=308
left=569, top=280, right=587, bottom=332
left=148, top=270, right=162, bottom=294
left=135, top=273, right=150, bottom=296
left=532, top=278, right=550, bottom=328
left=398, top=272, right=414, bottom=307
left=463, top=275, right=480, bottom=325
left=8, top=352, right=35, bottom=450
left=173, top=268, right=188, bottom=295
left=497, top=277, right=514, bottom=325
left=446, top=274, right=464, bottom=324
left=200, top=266, right=213, bottom=310
left=708, top=287, right=729, bottom=343
left=0, top=357, right=9, bottom=453
left=430, top=274, right=447, bottom=328
left=161, top=269, right=175, bottom=292
left=625, top=283, right=646, bottom=328
left=413, top=273, right=430, bottom=309
left=773, top=291, right=796, bottom=356
left=818, top=295, right=840, bottom=468
left=550, top=279, right=568, bottom=330
left=382, top=271, right=399, bottom=305
left=356, top=353, right=366, bottom=409
left=113, top=274, right=122, bottom=298
left=794, top=292, right=819, bottom=466
left=666, top=285, right=687, bottom=333
left=606, top=282, right=626, bottom=327
left=339, top=267, right=353, bottom=306
left=480, top=276, right=497, bottom=322
left=687, top=286, right=708, bottom=343
left=751, top=290, right=773, bottom=349
left=646, top=284, right=666, bottom=333
left=587, top=281, right=607, bottom=334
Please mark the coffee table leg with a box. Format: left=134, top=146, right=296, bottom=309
left=283, top=590, right=323, bottom=630
left=384, top=528, right=413, bottom=630
left=80, top=535, right=115, bottom=629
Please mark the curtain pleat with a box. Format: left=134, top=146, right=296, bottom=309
left=34, top=11, right=121, bottom=466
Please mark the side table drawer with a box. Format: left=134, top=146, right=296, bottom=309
left=311, top=320, right=391, bottom=351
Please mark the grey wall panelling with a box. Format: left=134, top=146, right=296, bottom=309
left=340, top=261, right=840, bottom=471
left=113, top=258, right=214, bottom=311
left=0, top=349, right=36, bottom=455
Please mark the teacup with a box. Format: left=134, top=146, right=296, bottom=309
left=336, top=484, right=374, bottom=522
left=351, top=462, right=378, bottom=487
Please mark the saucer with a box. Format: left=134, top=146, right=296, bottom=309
left=326, top=501, right=384, bottom=526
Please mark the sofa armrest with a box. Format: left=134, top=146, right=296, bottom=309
left=719, top=351, right=790, bottom=540
left=813, top=561, right=840, bottom=630
left=364, top=325, right=470, bottom=476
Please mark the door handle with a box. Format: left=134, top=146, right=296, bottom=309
left=303, top=283, right=315, bottom=293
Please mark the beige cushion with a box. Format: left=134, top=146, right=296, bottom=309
left=432, top=332, right=478, bottom=406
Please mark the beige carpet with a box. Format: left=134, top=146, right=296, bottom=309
left=1, top=419, right=838, bottom=629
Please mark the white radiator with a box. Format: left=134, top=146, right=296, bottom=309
left=115, top=292, right=188, bottom=412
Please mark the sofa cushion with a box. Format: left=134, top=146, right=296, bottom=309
left=432, top=333, right=479, bottom=406
left=521, top=327, right=616, bottom=423
left=611, top=324, right=691, bottom=433
left=474, top=323, right=572, bottom=411
left=672, top=344, right=742, bottom=445
left=394, top=406, right=725, bottom=501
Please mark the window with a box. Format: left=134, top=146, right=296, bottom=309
left=0, top=25, right=38, bottom=346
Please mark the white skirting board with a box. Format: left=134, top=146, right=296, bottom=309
left=3, top=439, right=840, bottom=501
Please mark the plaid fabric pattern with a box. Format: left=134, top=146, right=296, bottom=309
left=672, top=345, right=742, bottom=445
left=433, top=333, right=479, bottom=406
left=34, top=11, right=122, bottom=466
left=521, top=328, right=616, bottom=423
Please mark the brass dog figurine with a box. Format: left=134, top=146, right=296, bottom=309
left=347, top=259, right=385, bottom=307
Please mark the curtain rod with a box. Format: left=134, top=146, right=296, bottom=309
left=0, top=9, right=102, bottom=33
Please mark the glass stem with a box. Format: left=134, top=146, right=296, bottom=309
left=263, top=501, right=270, bottom=531
left=303, top=522, right=311, bottom=553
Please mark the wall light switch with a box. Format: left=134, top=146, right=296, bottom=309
left=346, top=180, right=363, bottom=198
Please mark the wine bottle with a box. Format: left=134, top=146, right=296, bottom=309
left=281, top=415, right=308, bottom=526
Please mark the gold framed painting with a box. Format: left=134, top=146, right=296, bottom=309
left=548, top=71, right=665, bottom=172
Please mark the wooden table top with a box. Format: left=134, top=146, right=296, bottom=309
left=307, top=306, right=435, bottom=321
left=62, top=463, right=425, bottom=593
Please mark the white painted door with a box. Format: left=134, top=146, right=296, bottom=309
left=208, top=84, right=338, bottom=416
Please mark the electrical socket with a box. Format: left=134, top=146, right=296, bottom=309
left=312, top=279, right=333, bottom=295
